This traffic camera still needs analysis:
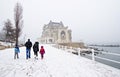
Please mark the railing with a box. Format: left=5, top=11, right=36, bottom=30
left=53, top=44, right=120, bottom=65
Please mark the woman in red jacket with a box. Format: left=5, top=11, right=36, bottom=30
left=40, top=46, right=45, bottom=59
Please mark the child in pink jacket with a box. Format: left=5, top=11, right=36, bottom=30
left=40, top=46, right=45, bottom=59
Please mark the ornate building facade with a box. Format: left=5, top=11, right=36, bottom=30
left=40, top=21, right=72, bottom=43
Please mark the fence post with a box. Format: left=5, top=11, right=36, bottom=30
left=91, top=49, right=95, bottom=61
left=78, top=48, right=81, bottom=56
left=64, top=46, right=67, bottom=50
left=70, top=46, right=72, bottom=53
left=57, top=44, right=59, bottom=48
left=62, top=45, right=64, bottom=50
left=60, top=45, right=62, bottom=49
left=92, top=49, right=95, bottom=61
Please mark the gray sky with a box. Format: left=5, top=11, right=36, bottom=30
left=0, top=0, right=120, bottom=44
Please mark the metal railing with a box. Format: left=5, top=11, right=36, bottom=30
left=53, top=44, right=120, bottom=64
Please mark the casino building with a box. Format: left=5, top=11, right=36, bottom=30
left=39, top=21, right=72, bottom=43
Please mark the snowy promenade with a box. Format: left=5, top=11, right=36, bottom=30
left=0, top=44, right=120, bottom=77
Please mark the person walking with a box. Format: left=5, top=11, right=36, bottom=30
left=33, top=42, right=39, bottom=59
left=39, top=46, right=45, bottom=59
left=14, top=44, right=20, bottom=59
left=25, top=39, right=32, bottom=59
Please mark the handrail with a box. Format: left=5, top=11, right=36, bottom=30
left=100, top=51, right=120, bottom=56
left=95, top=56, right=120, bottom=64
left=85, top=54, right=120, bottom=64
left=85, top=49, right=120, bottom=64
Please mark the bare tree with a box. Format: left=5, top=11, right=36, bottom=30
left=14, top=2, right=23, bottom=45
left=0, top=31, right=5, bottom=41
left=3, top=19, right=15, bottom=42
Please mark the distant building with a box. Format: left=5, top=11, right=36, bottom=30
left=39, top=21, right=72, bottom=43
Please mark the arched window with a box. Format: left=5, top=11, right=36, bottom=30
left=61, top=31, right=66, bottom=40
left=49, top=39, right=52, bottom=43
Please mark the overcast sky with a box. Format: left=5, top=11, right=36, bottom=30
left=0, top=0, right=120, bottom=44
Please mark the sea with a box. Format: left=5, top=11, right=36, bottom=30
left=83, top=46, right=120, bottom=69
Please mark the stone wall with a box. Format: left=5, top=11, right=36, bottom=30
left=58, top=42, right=85, bottom=48
left=0, top=45, right=6, bottom=50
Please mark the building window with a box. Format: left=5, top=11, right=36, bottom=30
left=61, top=31, right=66, bottom=40
left=49, top=39, right=52, bottom=43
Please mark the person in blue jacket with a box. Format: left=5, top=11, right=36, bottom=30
left=14, top=44, right=20, bottom=59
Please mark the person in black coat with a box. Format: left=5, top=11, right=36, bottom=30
left=25, top=39, right=32, bottom=59
left=33, top=42, right=39, bottom=59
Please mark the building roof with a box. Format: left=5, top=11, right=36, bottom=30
left=46, top=20, right=64, bottom=29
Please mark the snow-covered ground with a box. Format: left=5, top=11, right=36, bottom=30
left=0, top=44, right=120, bottom=77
